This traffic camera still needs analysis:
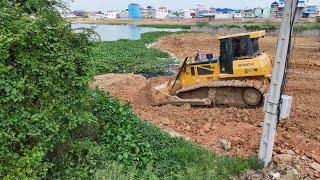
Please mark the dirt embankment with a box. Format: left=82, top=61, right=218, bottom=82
left=92, top=33, right=320, bottom=178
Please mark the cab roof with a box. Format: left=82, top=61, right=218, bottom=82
left=219, top=30, right=266, bottom=40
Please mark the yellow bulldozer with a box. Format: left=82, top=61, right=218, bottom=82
left=151, top=31, right=273, bottom=107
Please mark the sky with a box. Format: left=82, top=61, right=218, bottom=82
left=67, top=0, right=320, bottom=11
left=66, top=0, right=281, bottom=11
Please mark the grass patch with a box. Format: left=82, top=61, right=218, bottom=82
left=92, top=32, right=177, bottom=76
left=199, top=21, right=319, bottom=31
left=132, top=120, right=263, bottom=179
left=294, top=22, right=320, bottom=31
left=87, top=91, right=263, bottom=179
left=195, top=21, right=210, bottom=27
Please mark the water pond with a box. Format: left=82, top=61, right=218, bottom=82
left=72, top=24, right=182, bottom=41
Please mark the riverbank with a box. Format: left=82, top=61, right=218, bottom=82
left=70, top=18, right=195, bottom=29
left=191, top=21, right=320, bottom=37
left=70, top=18, right=320, bottom=32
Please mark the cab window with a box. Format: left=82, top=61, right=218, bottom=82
left=232, top=36, right=252, bottom=59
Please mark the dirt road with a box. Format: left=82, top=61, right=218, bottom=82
left=92, top=33, right=320, bottom=178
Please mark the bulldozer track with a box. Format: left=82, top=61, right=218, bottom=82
left=176, top=79, right=268, bottom=95
left=175, top=78, right=268, bottom=107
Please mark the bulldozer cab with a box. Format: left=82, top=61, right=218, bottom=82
left=219, top=31, right=264, bottom=74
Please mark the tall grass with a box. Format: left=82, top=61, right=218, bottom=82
left=195, top=21, right=319, bottom=31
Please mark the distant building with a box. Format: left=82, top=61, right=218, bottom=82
left=190, top=9, right=196, bottom=17
left=253, top=7, right=263, bottom=17
left=119, top=10, right=129, bottom=19
left=261, top=8, right=271, bottom=18
left=105, top=11, right=119, bottom=19
left=305, top=0, right=319, bottom=17
left=168, top=12, right=179, bottom=19
left=179, top=9, right=192, bottom=19
left=128, top=3, right=142, bottom=19
left=270, top=1, right=279, bottom=17
left=196, top=10, right=215, bottom=19
left=305, top=5, right=318, bottom=14
left=215, top=8, right=236, bottom=14
left=234, top=10, right=244, bottom=19
left=74, top=10, right=86, bottom=17
left=244, top=8, right=255, bottom=18
left=146, top=6, right=156, bottom=18
left=278, top=0, right=307, bottom=18
left=88, top=12, right=107, bottom=20
left=156, top=7, right=169, bottom=19
left=215, top=14, right=234, bottom=19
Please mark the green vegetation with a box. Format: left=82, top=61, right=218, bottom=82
left=195, top=21, right=210, bottom=27
left=201, top=21, right=319, bottom=31
left=92, top=32, right=176, bottom=76
left=138, top=24, right=192, bottom=29
left=94, top=112, right=263, bottom=179
left=1, top=0, right=263, bottom=179
left=294, top=22, right=320, bottom=31
left=218, top=21, right=279, bottom=31
left=317, top=16, right=320, bottom=23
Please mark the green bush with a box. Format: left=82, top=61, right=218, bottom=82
left=243, top=21, right=279, bottom=31
left=1, top=1, right=263, bottom=178
left=48, top=89, right=155, bottom=178
left=195, top=21, right=210, bottom=27
left=0, top=1, right=152, bottom=178
left=0, top=2, right=95, bottom=177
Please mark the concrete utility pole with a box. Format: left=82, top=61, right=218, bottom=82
left=258, top=0, right=297, bottom=167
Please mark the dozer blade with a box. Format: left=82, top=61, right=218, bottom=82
left=150, top=81, right=212, bottom=106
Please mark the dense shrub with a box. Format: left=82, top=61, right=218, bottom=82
left=0, top=1, right=153, bottom=178
left=0, top=1, right=92, bottom=177
left=48, top=89, right=154, bottom=178
left=1, top=1, right=263, bottom=179
left=195, top=21, right=210, bottom=27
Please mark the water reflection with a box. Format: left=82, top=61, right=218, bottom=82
left=71, top=24, right=182, bottom=41
left=129, top=25, right=141, bottom=40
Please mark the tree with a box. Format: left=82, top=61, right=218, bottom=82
left=0, top=0, right=94, bottom=178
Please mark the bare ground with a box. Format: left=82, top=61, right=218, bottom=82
left=92, top=33, right=320, bottom=179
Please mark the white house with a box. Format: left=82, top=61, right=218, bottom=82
left=105, top=11, right=119, bottom=19
left=234, top=10, right=243, bottom=19
left=215, top=14, right=234, bottom=19
left=179, top=9, right=195, bottom=19
left=90, top=13, right=107, bottom=20
left=119, top=10, right=129, bottom=19
left=156, top=7, right=169, bottom=19
left=305, top=0, right=320, bottom=17
left=253, top=7, right=263, bottom=17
